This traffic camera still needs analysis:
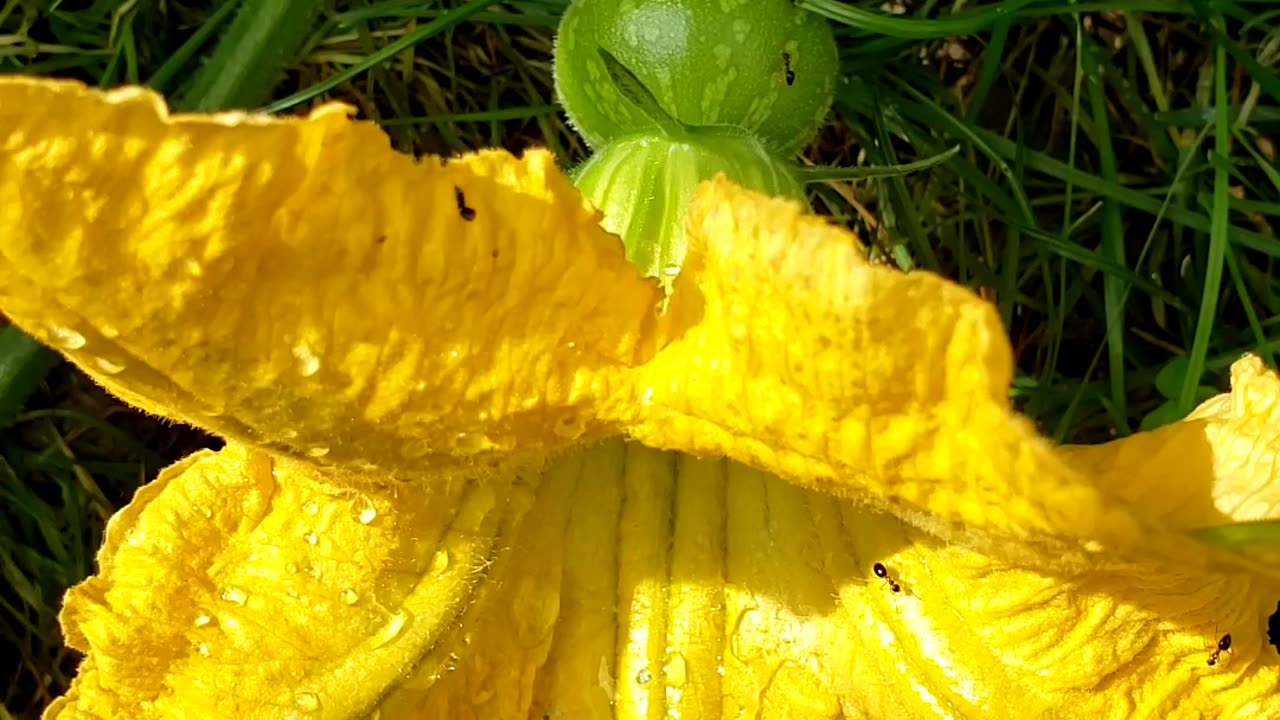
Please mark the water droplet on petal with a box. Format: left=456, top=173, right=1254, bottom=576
left=302, top=500, right=319, bottom=515
left=552, top=414, right=586, bottom=440
left=197, top=641, right=211, bottom=657
left=193, top=614, right=213, bottom=627
left=400, top=439, right=432, bottom=460
left=430, top=549, right=450, bottom=574
left=665, top=652, right=688, bottom=687
left=372, top=610, right=412, bottom=648
left=455, top=432, right=495, bottom=455
left=292, top=340, right=321, bottom=377
left=304, top=531, right=318, bottom=545
left=357, top=505, right=377, bottom=524
left=304, top=564, right=322, bottom=579
left=220, top=587, right=247, bottom=606
left=293, top=692, right=320, bottom=711
left=307, top=446, right=330, bottom=458
left=93, top=356, right=125, bottom=374
left=48, top=324, right=86, bottom=350
left=339, top=588, right=360, bottom=605
left=635, top=667, right=652, bottom=685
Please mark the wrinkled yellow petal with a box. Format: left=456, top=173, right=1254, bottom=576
left=0, top=78, right=1191, bottom=566
left=0, top=76, right=659, bottom=476
left=1061, top=356, right=1280, bottom=531
left=389, top=441, right=1280, bottom=720
left=5, top=79, right=1280, bottom=719
left=54, top=440, right=1280, bottom=720
left=49, top=443, right=526, bottom=719
left=605, top=179, right=1212, bottom=573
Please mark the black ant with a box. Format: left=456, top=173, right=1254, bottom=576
left=782, top=52, right=795, bottom=86
left=1207, top=633, right=1232, bottom=666
left=1268, top=602, right=1280, bottom=653
left=872, top=562, right=901, bottom=593
left=454, top=186, right=477, bottom=221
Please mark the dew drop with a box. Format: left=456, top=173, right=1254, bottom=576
left=455, top=432, right=495, bottom=455
left=196, top=641, right=211, bottom=657
left=302, top=500, right=319, bottom=515
left=399, top=439, right=431, bottom=460
left=665, top=652, right=688, bottom=688
left=293, top=692, right=321, bottom=711
left=372, top=610, right=412, bottom=648
left=635, top=667, right=652, bottom=685
left=292, top=340, right=321, bottom=377
left=339, top=588, right=360, bottom=605
left=48, top=324, right=86, bottom=350
left=93, top=356, right=125, bottom=374
left=219, top=587, right=248, bottom=606
left=304, top=531, right=318, bottom=545
left=357, top=505, right=377, bottom=524
left=552, top=414, right=586, bottom=440
left=430, top=549, right=451, bottom=574
left=193, top=614, right=213, bottom=628
left=307, top=446, right=330, bottom=458
left=304, top=564, right=323, bottom=579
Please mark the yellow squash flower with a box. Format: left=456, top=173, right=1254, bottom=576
left=2, top=76, right=1280, bottom=720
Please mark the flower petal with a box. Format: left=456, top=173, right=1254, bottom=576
left=47, top=442, right=523, bottom=719
left=376, top=443, right=1280, bottom=719
left=609, top=177, right=1169, bottom=561
left=1061, top=356, right=1280, bottom=531
left=0, top=77, right=659, bottom=476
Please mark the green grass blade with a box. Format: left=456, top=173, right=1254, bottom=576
left=177, top=0, right=323, bottom=111
left=796, top=145, right=959, bottom=182
left=145, top=0, right=239, bottom=94
left=1082, top=37, right=1130, bottom=433
left=799, top=0, right=1037, bottom=37
left=1179, top=25, right=1232, bottom=415
left=379, top=104, right=558, bottom=126
left=0, top=328, right=58, bottom=428
left=262, top=0, right=507, bottom=114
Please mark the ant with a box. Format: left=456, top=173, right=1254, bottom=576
left=1207, top=633, right=1232, bottom=667
left=872, top=562, right=901, bottom=593
left=782, top=52, right=795, bottom=86
left=454, top=186, right=477, bottom=221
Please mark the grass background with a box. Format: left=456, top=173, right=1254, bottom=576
left=0, top=0, right=1277, bottom=716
